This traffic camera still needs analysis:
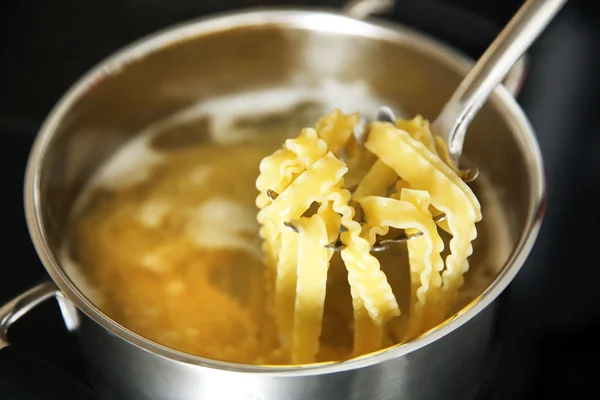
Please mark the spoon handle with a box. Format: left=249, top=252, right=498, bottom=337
left=434, top=0, right=568, bottom=167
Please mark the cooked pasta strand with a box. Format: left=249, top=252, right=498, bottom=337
left=366, top=123, right=481, bottom=305
left=292, top=214, right=332, bottom=363
left=256, top=110, right=482, bottom=362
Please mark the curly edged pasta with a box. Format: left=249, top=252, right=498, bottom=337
left=255, top=109, right=482, bottom=363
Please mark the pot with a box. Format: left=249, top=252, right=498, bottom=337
left=0, top=1, right=545, bottom=399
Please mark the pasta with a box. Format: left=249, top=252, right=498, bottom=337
left=366, top=123, right=481, bottom=305
left=67, top=104, right=488, bottom=366
left=291, top=213, right=331, bottom=364
left=256, top=109, right=482, bottom=362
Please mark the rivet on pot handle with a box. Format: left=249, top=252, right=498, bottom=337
left=341, top=0, right=528, bottom=98
left=0, top=281, right=80, bottom=350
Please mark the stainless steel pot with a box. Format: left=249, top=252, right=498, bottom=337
left=0, top=1, right=545, bottom=399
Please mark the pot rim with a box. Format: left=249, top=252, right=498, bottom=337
left=24, top=7, right=546, bottom=376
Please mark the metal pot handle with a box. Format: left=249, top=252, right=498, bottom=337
left=341, top=0, right=395, bottom=18
left=341, top=0, right=528, bottom=98
left=0, top=281, right=79, bottom=350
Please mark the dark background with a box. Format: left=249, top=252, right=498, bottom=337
left=1, top=0, right=599, bottom=399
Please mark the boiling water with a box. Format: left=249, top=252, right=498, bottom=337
left=62, top=83, right=513, bottom=365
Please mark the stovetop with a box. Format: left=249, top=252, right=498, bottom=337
left=1, top=1, right=599, bottom=399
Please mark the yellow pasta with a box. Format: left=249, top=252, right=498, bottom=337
left=291, top=213, right=332, bottom=364
left=401, top=189, right=445, bottom=334
left=255, top=108, right=482, bottom=362
left=360, top=190, right=444, bottom=337
left=395, top=115, right=439, bottom=156
left=352, top=160, right=398, bottom=201
left=325, top=185, right=398, bottom=355
left=365, top=122, right=481, bottom=305
left=314, top=108, right=360, bottom=155
left=274, top=228, right=299, bottom=348
left=68, top=103, right=489, bottom=366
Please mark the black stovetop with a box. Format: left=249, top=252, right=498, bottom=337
left=1, top=1, right=599, bottom=399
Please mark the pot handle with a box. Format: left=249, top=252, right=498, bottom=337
left=341, top=0, right=528, bottom=98
left=341, top=0, right=395, bottom=18
left=0, top=281, right=79, bottom=350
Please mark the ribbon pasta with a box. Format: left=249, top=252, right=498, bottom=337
left=365, top=123, right=481, bottom=305
left=256, top=109, right=481, bottom=363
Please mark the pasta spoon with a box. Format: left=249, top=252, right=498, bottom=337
left=276, top=0, right=566, bottom=251
left=433, top=0, right=565, bottom=171
left=359, top=0, right=567, bottom=173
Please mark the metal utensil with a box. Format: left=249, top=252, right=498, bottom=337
left=282, top=0, right=565, bottom=252
left=434, top=0, right=567, bottom=170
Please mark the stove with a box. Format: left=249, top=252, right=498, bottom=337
left=1, top=1, right=599, bottom=399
